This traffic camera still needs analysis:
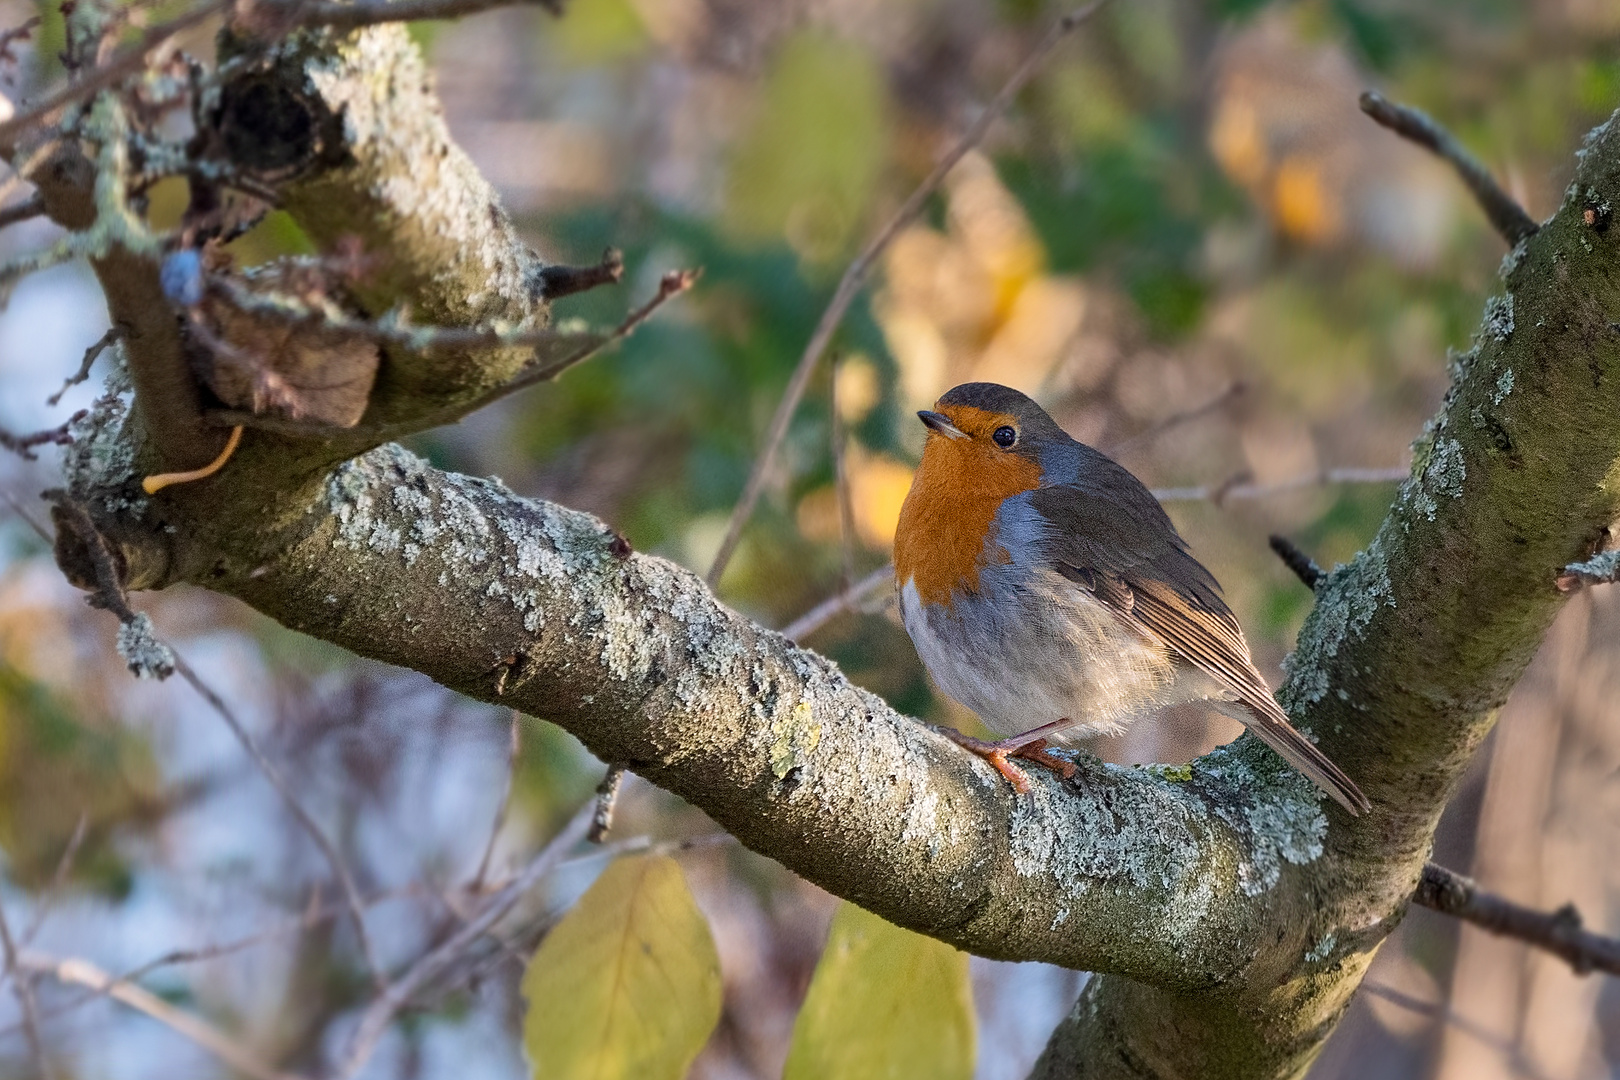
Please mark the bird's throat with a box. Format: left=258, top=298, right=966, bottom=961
left=895, top=436, right=1041, bottom=608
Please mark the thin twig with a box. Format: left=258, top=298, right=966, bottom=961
left=1555, top=550, right=1620, bottom=592
left=1148, top=466, right=1409, bottom=505
left=49, top=497, right=384, bottom=988
left=1268, top=534, right=1323, bottom=590
left=830, top=356, right=858, bottom=591
left=0, top=900, right=52, bottom=1080
left=704, top=0, right=1111, bottom=588
left=0, top=413, right=82, bottom=460
left=1359, top=91, right=1538, bottom=246
left=0, top=16, right=42, bottom=66
left=284, top=0, right=562, bottom=33
left=0, top=138, right=60, bottom=215
left=207, top=268, right=698, bottom=443
left=17, top=950, right=308, bottom=1080
left=470, top=711, right=521, bottom=891
left=171, top=654, right=385, bottom=989
left=20, top=813, right=88, bottom=947
left=538, top=247, right=623, bottom=300
left=0, top=0, right=228, bottom=152
left=1103, top=382, right=1245, bottom=457
left=49, top=328, right=120, bottom=406
left=0, top=192, right=43, bottom=230
left=330, top=802, right=592, bottom=1080
left=0, top=488, right=51, bottom=543
left=587, top=765, right=626, bottom=845
left=780, top=564, right=894, bottom=643
left=1414, top=861, right=1620, bottom=977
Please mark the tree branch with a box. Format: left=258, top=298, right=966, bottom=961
left=1414, top=862, right=1620, bottom=977
left=1359, top=90, right=1539, bottom=246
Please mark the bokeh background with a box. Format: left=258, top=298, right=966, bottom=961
left=0, top=0, right=1618, bottom=1076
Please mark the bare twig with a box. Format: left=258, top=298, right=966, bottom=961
left=0, top=414, right=82, bottom=460
left=207, top=268, right=698, bottom=442
left=1268, top=534, right=1323, bottom=590
left=0, top=138, right=61, bottom=213
left=0, top=0, right=228, bottom=152
left=20, top=813, right=88, bottom=947
left=1103, top=381, right=1245, bottom=457
left=1359, top=91, right=1538, bottom=246
left=470, top=711, right=521, bottom=891
left=538, top=247, right=623, bottom=300
left=331, top=802, right=592, bottom=1080
left=704, top=0, right=1111, bottom=588
left=49, top=328, right=120, bottom=406
left=49, top=498, right=384, bottom=988
left=284, top=0, right=562, bottom=33
left=830, top=357, right=858, bottom=590
left=17, top=950, right=308, bottom=1080
left=0, top=488, right=51, bottom=542
left=780, top=564, right=894, bottom=642
left=1554, top=550, right=1620, bottom=592
left=171, top=654, right=385, bottom=988
left=0, top=16, right=42, bottom=65
left=587, top=764, right=626, bottom=845
left=0, top=192, right=43, bottom=230
left=1148, top=465, right=1410, bottom=505
left=0, top=900, right=52, bottom=1080
left=1414, top=861, right=1620, bottom=977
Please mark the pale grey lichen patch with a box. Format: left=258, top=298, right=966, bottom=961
left=1008, top=768, right=1204, bottom=897
left=1424, top=438, right=1466, bottom=508
left=1563, top=549, right=1620, bottom=585
left=62, top=343, right=146, bottom=515
left=1445, top=345, right=1478, bottom=383
left=1498, top=237, right=1530, bottom=281
left=1305, top=932, right=1337, bottom=964
left=1280, top=530, right=1394, bottom=712
left=116, top=613, right=175, bottom=680
left=1483, top=293, right=1514, bottom=342
left=1493, top=368, right=1514, bottom=405
left=1400, top=419, right=1466, bottom=523
left=1197, top=745, right=1326, bottom=897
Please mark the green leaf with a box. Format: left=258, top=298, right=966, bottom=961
left=784, top=902, right=975, bottom=1080
left=521, top=854, right=721, bottom=1080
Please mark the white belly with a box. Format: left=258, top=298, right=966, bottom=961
left=899, top=572, right=1188, bottom=741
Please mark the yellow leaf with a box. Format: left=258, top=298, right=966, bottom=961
left=521, top=855, right=721, bottom=1080
left=784, top=902, right=975, bottom=1080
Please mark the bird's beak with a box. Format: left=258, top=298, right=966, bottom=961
left=917, top=410, right=968, bottom=440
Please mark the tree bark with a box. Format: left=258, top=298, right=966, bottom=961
left=38, top=24, right=1620, bottom=1080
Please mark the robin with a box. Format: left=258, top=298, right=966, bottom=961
left=893, top=382, right=1369, bottom=814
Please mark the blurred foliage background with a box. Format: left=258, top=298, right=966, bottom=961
left=0, top=0, right=1618, bottom=1076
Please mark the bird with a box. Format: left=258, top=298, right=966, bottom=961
left=893, top=382, right=1369, bottom=814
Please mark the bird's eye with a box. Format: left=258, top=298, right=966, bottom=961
left=992, top=426, right=1017, bottom=448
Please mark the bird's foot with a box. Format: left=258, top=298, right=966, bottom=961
left=941, top=727, right=1077, bottom=793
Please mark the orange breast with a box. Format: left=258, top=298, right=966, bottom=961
left=894, top=428, right=1042, bottom=608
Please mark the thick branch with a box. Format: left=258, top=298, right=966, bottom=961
left=122, top=444, right=1332, bottom=985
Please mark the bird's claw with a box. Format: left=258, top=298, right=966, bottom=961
left=941, top=729, right=1076, bottom=792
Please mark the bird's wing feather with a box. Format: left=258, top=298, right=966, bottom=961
left=1031, top=472, right=1369, bottom=814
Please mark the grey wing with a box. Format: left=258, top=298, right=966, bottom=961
left=1031, top=472, right=1370, bottom=815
